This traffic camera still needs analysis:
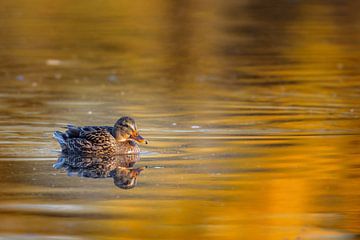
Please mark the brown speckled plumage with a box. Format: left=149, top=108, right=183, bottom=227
left=53, top=117, right=146, bottom=155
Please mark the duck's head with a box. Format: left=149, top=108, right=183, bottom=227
left=112, top=116, right=148, bottom=144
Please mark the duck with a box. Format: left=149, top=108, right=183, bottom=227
left=53, top=116, right=147, bottom=155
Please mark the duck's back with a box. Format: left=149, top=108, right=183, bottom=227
left=65, top=125, right=113, bottom=138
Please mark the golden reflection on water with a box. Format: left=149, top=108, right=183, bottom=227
left=0, top=0, right=360, bottom=239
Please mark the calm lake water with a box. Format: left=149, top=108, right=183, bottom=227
left=1, top=1, right=360, bottom=239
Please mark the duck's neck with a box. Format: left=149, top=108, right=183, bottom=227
left=112, top=127, right=119, bottom=139
left=112, top=127, right=127, bottom=142
left=116, top=140, right=140, bottom=154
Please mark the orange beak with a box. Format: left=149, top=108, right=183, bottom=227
left=131, top=133, right=148, bottom=144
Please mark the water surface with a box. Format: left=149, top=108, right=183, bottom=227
left=1, top=1, right=360, bottom=239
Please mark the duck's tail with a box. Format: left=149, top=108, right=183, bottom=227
left=53, top=131, right=67, bottom=150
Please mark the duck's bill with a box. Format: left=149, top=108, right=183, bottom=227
left=132, top=134, right=148, bottom=144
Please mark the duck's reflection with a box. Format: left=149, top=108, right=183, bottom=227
left=54, top=154, right=144, bottom=189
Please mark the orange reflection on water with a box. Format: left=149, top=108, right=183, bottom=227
left=0, top=0, right=360, bottom=239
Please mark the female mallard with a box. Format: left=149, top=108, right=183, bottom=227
left=53, top=116, right=147, bottom=155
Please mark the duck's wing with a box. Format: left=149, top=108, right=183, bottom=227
left=66, top=129, right=117, bottom=154
left=65, top=125, right=113, bottom=138
left=83, top=129, right=116, bottom=145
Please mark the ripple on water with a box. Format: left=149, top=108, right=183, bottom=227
left=0, top=0, right=360, bottom=239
